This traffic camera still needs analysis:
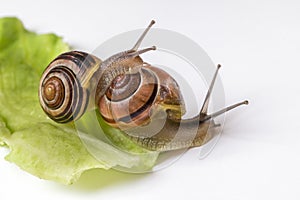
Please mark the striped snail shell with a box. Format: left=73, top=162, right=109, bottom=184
left=98, top=64, right=186, bottom=129
left=39, top=51, right=101, bottom=123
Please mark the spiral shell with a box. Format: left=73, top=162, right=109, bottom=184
left=39, top=51, right=101, bottom=123
left=98, top=64, right=185, bottom=129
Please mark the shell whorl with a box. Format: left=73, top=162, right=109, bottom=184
left=39, top=51, right=101, bottom=123
left=98, top=67, right=158, bottom=128
left=98, top=65, right=185, bottom=129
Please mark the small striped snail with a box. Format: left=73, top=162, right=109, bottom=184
left=39, top=21, right=248, bottom=151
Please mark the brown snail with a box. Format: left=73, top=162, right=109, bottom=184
left=39, top=20, right=248, bottom=151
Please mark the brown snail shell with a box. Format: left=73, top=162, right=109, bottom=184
left=39, top=51, right=101, bottom=123
left=98, top=64, right=185, bottom=129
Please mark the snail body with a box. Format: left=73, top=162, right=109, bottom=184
left=39, top=21, right=248, bottom=151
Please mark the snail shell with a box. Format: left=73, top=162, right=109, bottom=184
left=98, top=64, right=186, bottom=129
left=39, top=51, right=101, bottom=123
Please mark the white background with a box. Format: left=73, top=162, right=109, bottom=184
left=1, top=0, right=300, bottom=199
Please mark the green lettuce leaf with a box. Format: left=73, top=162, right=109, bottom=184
left=77, top=111, right=159, bottom=172
left=0, top=17, right=158, bottom=184
left=4, top=123, right=109, bottom=185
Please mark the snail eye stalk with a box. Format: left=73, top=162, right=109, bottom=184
left=131, top=20, right=155, bottom=51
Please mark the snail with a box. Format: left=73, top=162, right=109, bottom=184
left=39, top=20, right=248, bottom=151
